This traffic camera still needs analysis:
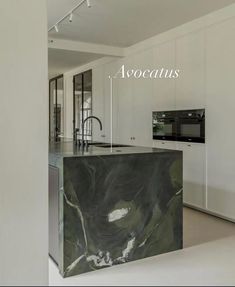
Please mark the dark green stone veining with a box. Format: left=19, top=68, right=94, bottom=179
left=61, top=152, right=183, bottom=277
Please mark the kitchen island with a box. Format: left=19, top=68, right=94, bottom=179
left=49, top=140, right=183, bottom=277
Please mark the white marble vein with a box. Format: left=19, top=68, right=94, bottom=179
left=66, top=255, right=85, bottom=274
left=108, top=208, right=130, bottom=222
left=87, top=251, right=113, bottom=267
left=116, top=237, right=136, bottom=263
left=63, top=193, right=88, bottom=250
left=176, top=188, right=183, bottom=196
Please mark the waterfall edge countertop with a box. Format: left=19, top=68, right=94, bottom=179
left=49, top=140, right=183, bottom=278
left=49, top=140, right=181, bottom=159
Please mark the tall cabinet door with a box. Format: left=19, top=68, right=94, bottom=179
left=104, top=61, right=119, bottom=143
left=177, top=142, right=206, bottom=208
left=116, top=57, right=134, bottom=145
left=132, top=49, right=153, bottom=147
left=153, top=40, right=176, bottom=111
left=114, top=56, right=133, bottom=145
left=175, top=30, right=205, bottom=110
left=92, top=66, right=105, bottom=142
left=206, top=18, right=235, bottom=220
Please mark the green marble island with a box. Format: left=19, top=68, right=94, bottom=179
left=49, top=141, right=183, bottom=277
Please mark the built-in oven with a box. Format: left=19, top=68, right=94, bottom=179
left=152, top=111, right=177, bottom=141
left=177, top=109, right=205, bottom=143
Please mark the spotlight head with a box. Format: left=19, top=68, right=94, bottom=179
left=69, top=13, right=73, bottom=23
left=54, top=25, right=59, bottom=33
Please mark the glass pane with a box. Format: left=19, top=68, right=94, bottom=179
left=155, top=123, right=173, bottom=136
left=181, top=124, right=200, bottom=137
left=49, top=80, right=56, bottom=140
left=74, top=70, right=92, bottom=141
left=49, top=77, right=64, bottom=142
left=56, top=77, right=64, bottom=138
left=74, top=74, right=83, bottom=138
left=83, top=70, right=92, bottom=140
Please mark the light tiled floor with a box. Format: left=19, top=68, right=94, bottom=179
left=183, top=207, right=235, bottom=247
left=49, top=207, right=235, bottom=286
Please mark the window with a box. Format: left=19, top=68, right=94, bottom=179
left=73, top=70, right=92, bottom=140
left=49, top=75, right=64, bottom=142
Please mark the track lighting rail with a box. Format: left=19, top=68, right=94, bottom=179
left=48, top=0, right=91, bottom=33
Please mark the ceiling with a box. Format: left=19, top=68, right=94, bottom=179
left=48, top=48, right=102, bottom=78
left=48, top=0, right=235, bottom=47
left=48, top=0, right=235, bottom=78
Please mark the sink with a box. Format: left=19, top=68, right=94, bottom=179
left=95, top=144, right=130, bottom=148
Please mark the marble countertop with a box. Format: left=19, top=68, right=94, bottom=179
left=49, top=140, right=180, bottom=159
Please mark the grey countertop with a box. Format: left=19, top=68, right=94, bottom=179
left=49, top=139, right=180, bottom=159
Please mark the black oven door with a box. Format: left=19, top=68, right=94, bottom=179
left=177, top=110, right=205, bottom=143
left=153, top=111, right=177, bottom=141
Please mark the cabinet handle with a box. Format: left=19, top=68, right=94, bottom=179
left=101, top=135, right=106, bottom=138
left=187, top=144, right=191, bottom=147
left=161, top=142, right=165, bottom=144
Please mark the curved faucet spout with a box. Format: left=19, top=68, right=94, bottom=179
left=83, top=116, right=102, bottom=131
left=81, top=116, right=103, bottom=150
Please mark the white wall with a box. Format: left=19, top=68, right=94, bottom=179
left=0, top=0, right=48, bottom=285
left=205, top=16, right=235, bottom=220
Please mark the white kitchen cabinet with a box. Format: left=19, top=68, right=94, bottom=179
left=176, top=142, right=206, bottom=209
left=116, top=49, right=154, bottom=147
left=153, top=140, right=177, bottom=150
left=93, top=60, right=119, bottom=144
left=206, top=18, right=235, bottom=220
left=153, top=40, right=176, bottom=111
left=92, top=66, right=106, bottom=142
left=116, top=57, right=134, bottom=145
left=103, top=60, right=119, bottom=143
left=154, top=140, right=206, bottom=210
left=132, top=49, right=154, bottom=147
left=154, top=140, right=206, bottom=209
left=175, top=30, right=205, bottom=110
